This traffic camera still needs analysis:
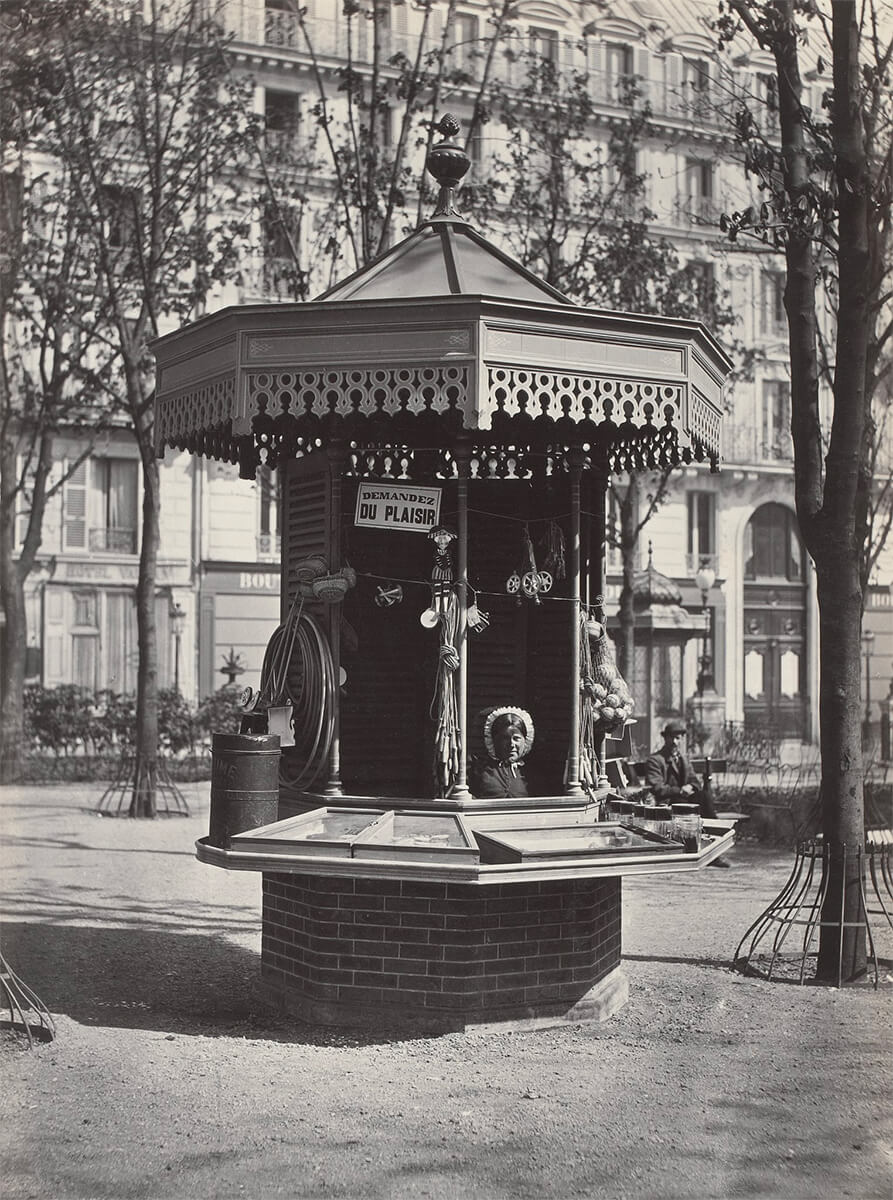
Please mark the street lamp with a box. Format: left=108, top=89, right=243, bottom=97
left=862, top=629, right=876, bottom=738
left=170, top=601, right=186, bottom=693
left=694, top=561, right=716, bottom=697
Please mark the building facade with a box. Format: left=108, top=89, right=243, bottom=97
left=10, top=0, right=892, bottom=743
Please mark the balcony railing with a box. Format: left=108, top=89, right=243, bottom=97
left=675, top=194, right=725, bottom=226
left=723, top=427, right=794, bottom=466
left=89, top=526, right=137, bottom=553
left=264, top=128, right=304, bottom=162
left=223, top=6, right=745, bottom=132
left=239, top=256, right=303, bottom=302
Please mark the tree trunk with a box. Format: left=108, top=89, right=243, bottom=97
left=130, top=447, right=161, bottom=818
left=0, top=544, right=27, bottom=783
left=815, top=552, right=867, bottom=981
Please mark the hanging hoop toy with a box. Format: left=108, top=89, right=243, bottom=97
left=519, top=525, right=551, bottom=603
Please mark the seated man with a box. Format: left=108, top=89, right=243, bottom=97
left=644, top=719, right=730, bottom=867
left=470, top=705, right=534, bottom=799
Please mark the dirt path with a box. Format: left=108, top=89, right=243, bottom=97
left=1, top=783, right=891, bottom=1199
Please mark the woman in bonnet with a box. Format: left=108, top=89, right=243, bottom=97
left=470, top=705, right=535, bottom=799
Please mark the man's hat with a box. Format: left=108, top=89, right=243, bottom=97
left=662, top=719, right=687, bottom=735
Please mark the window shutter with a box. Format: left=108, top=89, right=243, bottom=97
left=427, top=7, right=442, bottom=60
left=43, top=587, right=67, bottom=686
left=665, top=52, right=682, bottom=116
left=634, top=46, right=650, bottom=101
left=63, top=460, right=88, bottom=550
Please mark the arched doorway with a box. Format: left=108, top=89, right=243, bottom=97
left=742, top=503, right=807, bottom=739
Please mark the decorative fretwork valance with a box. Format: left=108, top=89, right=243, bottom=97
left=153, top=295, right=729, bottom=479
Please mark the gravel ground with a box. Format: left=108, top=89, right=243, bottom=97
left=1, top=782, right=891, bottom=1200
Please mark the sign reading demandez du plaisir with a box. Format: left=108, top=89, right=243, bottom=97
left=354, top=483, right=442, bottom=532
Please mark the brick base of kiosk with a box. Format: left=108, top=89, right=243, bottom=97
left=258, top=873, right=627, bottom=1033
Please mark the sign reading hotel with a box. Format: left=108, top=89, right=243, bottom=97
left=354, top=483, right=442, bottom=532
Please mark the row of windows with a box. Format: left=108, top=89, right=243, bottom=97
left=609, top=497, right=802, bottom=582
left=18, top=457, right=279, bottom=558
left=34, top=455, right=798, bottom=584
left=261, top=1, right=771, bottom=104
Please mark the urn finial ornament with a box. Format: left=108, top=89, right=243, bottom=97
left=426, top=114, right=470, bottom=217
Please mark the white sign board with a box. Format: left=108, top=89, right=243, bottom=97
left=354, top=483, right=442, bottom=532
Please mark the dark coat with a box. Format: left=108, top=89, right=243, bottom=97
left=643, top=748, right=716, bottom=817
left=470, top=758, right=529, bottom=799
left=643, top=749, right=698, bottom=801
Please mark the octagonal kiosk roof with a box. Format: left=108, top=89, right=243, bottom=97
left=153, top=120, right=730, bottom=475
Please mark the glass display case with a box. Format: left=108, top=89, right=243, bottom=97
left=230, top=807, right=479, bottom=865
left=473, top=822, right=683, bottom=864
left=352, top=811, right=479, bottom=865
left=230, top=808, right=385, bottom=858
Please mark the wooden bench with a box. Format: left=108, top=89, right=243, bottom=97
left=605, top=756, right=728, bottom=797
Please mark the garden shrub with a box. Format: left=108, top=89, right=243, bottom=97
left=20, top=683, right=242, bottom=773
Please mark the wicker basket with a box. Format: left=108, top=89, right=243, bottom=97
left=312, top=574, right=349, bottom=603
left=295, top=554, right=328, bottom=584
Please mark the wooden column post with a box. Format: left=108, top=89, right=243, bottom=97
left=566, top=447, right=585, bottom=797
left=450, top=438, right=473, bottom=802
left=592, top=457, right=609, bottom=788
left=324, top=441, right=346, bottom=796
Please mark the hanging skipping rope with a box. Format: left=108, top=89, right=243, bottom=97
left=256, top=594, right=338, bottom=791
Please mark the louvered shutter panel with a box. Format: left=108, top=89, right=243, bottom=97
left=63, top=460, right=88, bottom=550
left=589, top=39, right=606, bottom=101
left=634, top=46, right=651, bottom=104
left=427, top=5, right=442, bottom=57
left=281, top=452, right=332, bottom=616
left=665, top=52, right=683, bottom=117
left=391, top=0, right=407, bottom=55
left=43, top=587, right=67, bottom=685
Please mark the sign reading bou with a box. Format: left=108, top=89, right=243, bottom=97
left=354, top=483, right=442, bottom=532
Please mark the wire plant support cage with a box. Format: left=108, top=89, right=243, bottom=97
left=733, top=833, right=893, bottom=989
left=0, top=950, right=55, bottom=1047
left=96, top=754, right=190, bottom=816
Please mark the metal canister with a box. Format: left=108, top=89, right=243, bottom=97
left=209, top=733, right=281, bottom=848
left=611, top=798, right=636, bottom=822
left=671, top=802, right=701, bottom=852
left=651, top=805, right=674, bottom=840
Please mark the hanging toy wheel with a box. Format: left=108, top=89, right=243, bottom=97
left=506, top=572, right=521, bottom=594
left=537, top=570, right=553, bottom=593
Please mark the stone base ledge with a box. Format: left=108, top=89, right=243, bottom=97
left=256, top=966, right=629, bottom=1035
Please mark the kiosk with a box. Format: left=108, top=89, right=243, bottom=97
left=153, top=117, right=734, bottom=1031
